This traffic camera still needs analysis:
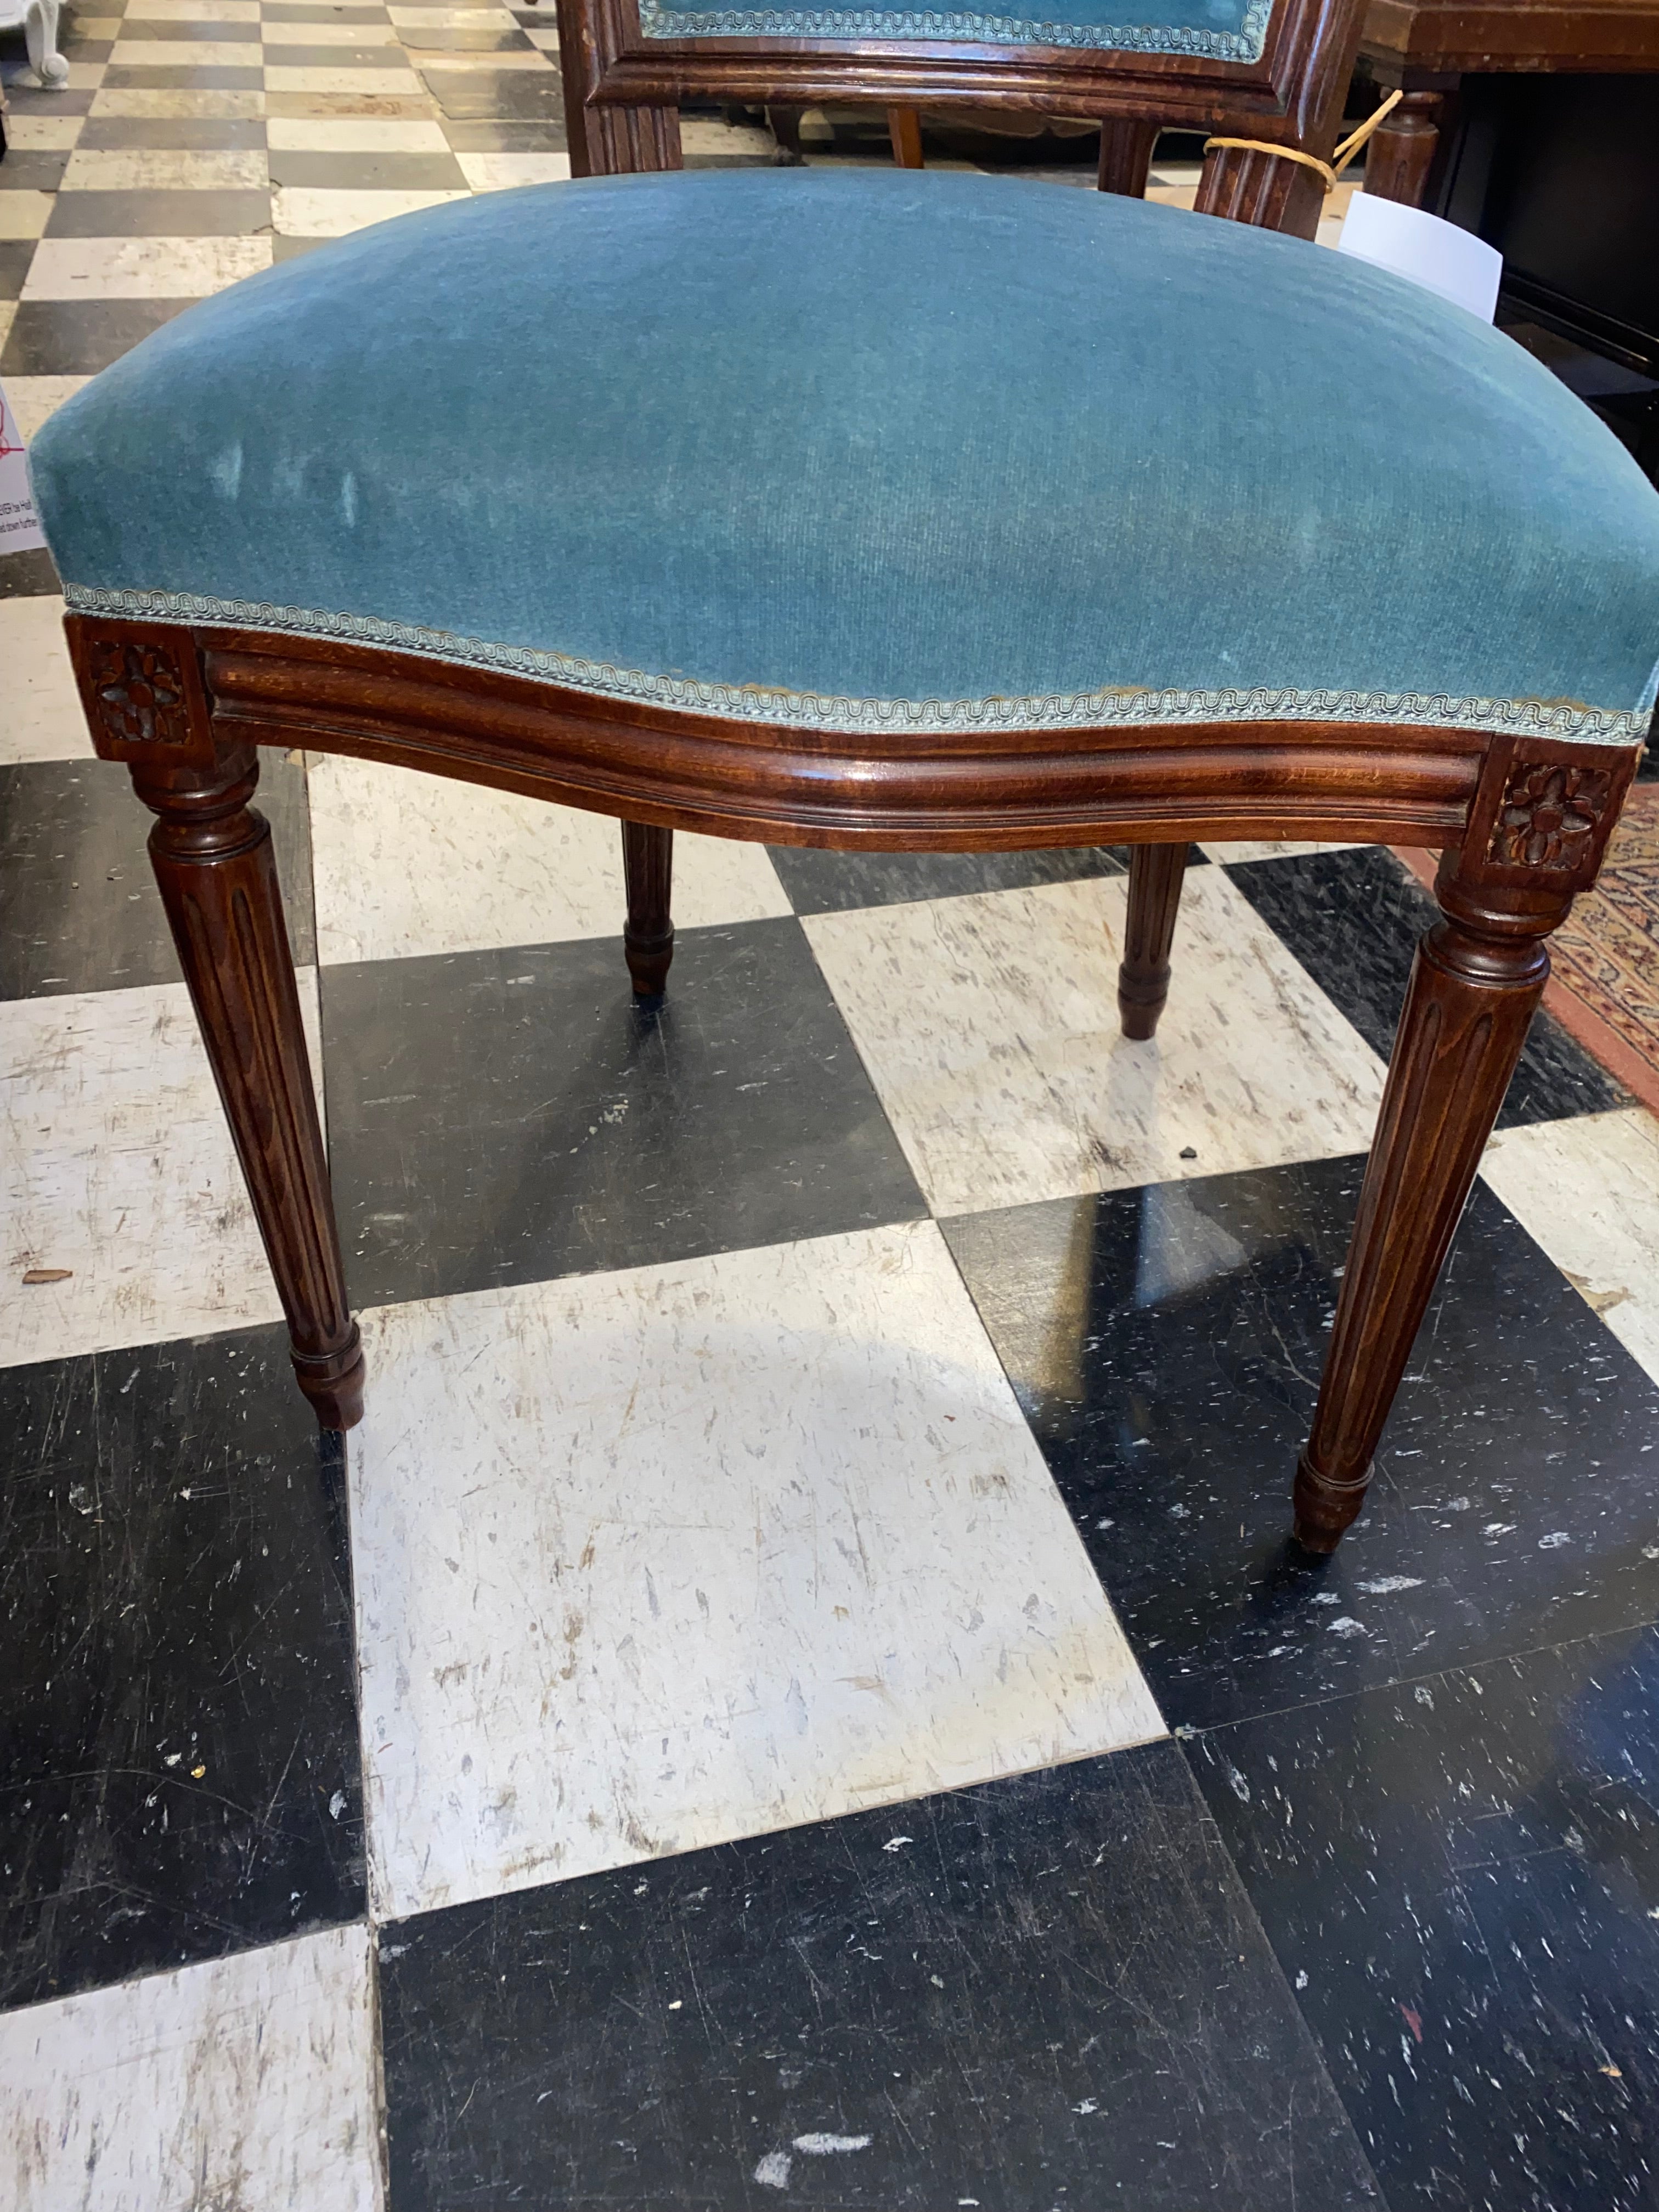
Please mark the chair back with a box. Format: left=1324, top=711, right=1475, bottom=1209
left=554, top=0, right=1367, bottom=235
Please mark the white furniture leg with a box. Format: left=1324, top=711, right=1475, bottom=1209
left=24, top=0, right=70, bottom=84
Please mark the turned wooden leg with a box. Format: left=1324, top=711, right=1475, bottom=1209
left=1096, top=117, right=1159, bottom=198
left=1294, top=739, right=1638, bottom=1549
left=1361, top=89, right=1442, bottom=208
left=767, top=105, right=805, bottom=163
left=136, top=746, right=364, bottom=1430
left=1118, top=842, right=1187, bottom=1040
left=622, top=820, right=674, bottom=996
left=887, top=105, right=923, bottom=168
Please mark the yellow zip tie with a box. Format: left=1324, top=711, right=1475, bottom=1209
left=1203, top=88, right=1404, bottom=196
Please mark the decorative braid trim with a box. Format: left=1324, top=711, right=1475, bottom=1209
left=64, top=585, right=1652, bottom=746
left=637, top=0, right=1270, bottom=54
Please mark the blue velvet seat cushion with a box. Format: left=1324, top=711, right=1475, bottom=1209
left=30, top=167, right=1659, bottom=747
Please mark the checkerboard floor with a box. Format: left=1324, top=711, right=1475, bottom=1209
left=5, top=24, right=1659, bottom=2208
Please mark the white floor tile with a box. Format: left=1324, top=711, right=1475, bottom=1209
left=1200, top=839, right=1364, bottom=864
left=266, top=114, right=450, bottom=148
left=0, top=595, right=95, bottom=765
left=270, top=182, right=462, bottom=231
left=307, top=754, right=792, bottom=963
left=454, top=148, right=569, bottom=188
left=60, top=145, right=269, bottom=189
left=1, top=112, right=86, bottom=145
left=22, top=233, right=271, bottom=299
left=1, top=974, right=322, bottom=1367
left=0, top=1928, right=380, bottom=2212
left=804, top=869, right=1386, bottom=1216
left=351, top=1218, right=1163, bottom=1919
left=0, top=303, right=13, bottom=356
left=89, top=86, right=267, bottom=115
left=0, top=193, right=53, bottom=241
left=263, top=64, right=427, bottom=92
left=679, top=114, right=772, bottom=157
left=5, top=374, right=92, bottom=441
left=1480, top=1108, right=1659, bottom=1387
left=132, top=0, right=261, bottom=16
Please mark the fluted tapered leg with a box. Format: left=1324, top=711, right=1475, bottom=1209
left=136, top=745, right=364, bottom=1430
left=1290, top=725, right=1643, bottom=1553
left=1117, top=842, right=1187, bottom=1040
left=622, top=820, right=674, bottom=996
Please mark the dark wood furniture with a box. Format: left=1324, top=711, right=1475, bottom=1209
left=66, top=0, right=1641, bottom=1556
left=1357, top=0, right=1659, bottom=210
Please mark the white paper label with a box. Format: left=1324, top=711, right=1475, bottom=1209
left=0, top=380, right=50, bottom=556
left=1338, top=192, right=1504, bottom=324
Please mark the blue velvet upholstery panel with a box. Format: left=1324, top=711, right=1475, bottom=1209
left=635, top=0, right=1268, bottom=63
left=30, top=168, right=1659, bottom=745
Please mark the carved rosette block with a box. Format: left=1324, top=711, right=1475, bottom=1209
left=65, top=613, right=218, bottom=767
left=1486, top=761, right=1616, bottom=871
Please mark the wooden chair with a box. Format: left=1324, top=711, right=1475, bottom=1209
left=30, top=0, right=1658, bottom=1554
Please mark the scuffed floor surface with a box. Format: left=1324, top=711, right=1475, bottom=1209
left=5, top=20, right=1659, bottom=2206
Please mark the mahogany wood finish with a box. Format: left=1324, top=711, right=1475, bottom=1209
left=1360, top=84, right=1441, bottom=202
left=622, top=820, right=675, bottom=994
left=1096, top=116, right=1161, bottom=195
left=1117, top=841, right=1188, bottom=1039
left=55, top=0, right=1643, bottom=1563
left=1294, top=737, right=1636, bottom=1547
left=888, top=103, right=924, bottom=166
left=70, top=621, right=364, bottom=1431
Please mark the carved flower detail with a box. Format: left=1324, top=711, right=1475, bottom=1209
left=93, top=640, right=189, bottom=746
left=1488, top=763, right=1614, bottom=870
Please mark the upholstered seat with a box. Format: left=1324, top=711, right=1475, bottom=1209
left=31, top=166, right=1659, bottom=747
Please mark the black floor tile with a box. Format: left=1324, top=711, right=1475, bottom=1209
left=379, top=1741, right=1380, bottom=2212
left=261, top=2, right=393, bottom=18
left=259, top=40, right=405, bottom=63
left=0, top=547, right=62, bottom=597
left=266, top=146, right=467, bottom=190
left=0, top=240, right=35, bottom=299
left=270, top=234, right=329, bottom=263
left=0, top=148, right=69, bottom=188
left=0, top=748, right=314, bottom=999
left=76, top=113, right=266, bottom=148
left=1, top=297, right=195, bottom=375
left=1188, top=1628, right=1659, bottom=2212
left=422, top=66, right=563, bottom=119
left=1227, top=846, right=1627, bottom=1126
left=397, top=20, right=535, bottom=46
left=100, top=62, right=264, bottom=87
left=46, top=187, right=273, bottom=235
left=438, top=113, right=565, bottom=149
left=0, top=1324, right=365, bottom=2014
left=943, top=1153, right=1659, bottom=1731
left=764, top=842, right=1143, bottom=916
left=0, top=83, right=95, bottom=113
left=323, top=916, right=927, bottom=1310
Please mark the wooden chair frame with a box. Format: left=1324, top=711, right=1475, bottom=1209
left=63, top=0, right=1641, bottom=1553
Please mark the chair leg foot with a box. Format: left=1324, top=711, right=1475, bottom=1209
left=294, top=1325, right=366, bottom=1432
left=1291, top=1452, right=1369, bottom=1553
left=1117, top=843, right=1187, bottom=1040
left=622, top=821, right=675, bottom=997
